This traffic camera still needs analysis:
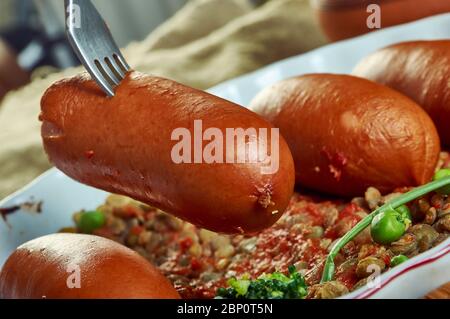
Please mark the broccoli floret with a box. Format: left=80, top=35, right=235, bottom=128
left=216, top=265, right=308, bottom=299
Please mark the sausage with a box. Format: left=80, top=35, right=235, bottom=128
left=249, top=74, right=440, bottom=197
left=353, top=40, right=450, bottom=146
left=40, top=71, right=295, bottom=234
left=0, top=233, right=180, bottom=299
left=312, top=0, right=450, bottom=42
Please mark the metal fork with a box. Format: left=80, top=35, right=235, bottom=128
left=64, top=0, right=131, bottom=97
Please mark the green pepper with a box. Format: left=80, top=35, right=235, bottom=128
left=321, top=176, right=450, bottom=284
left=433, top=169, right=450, bottom=195
left=390, top=255, right=409, bottom=267
left=370, top=207, right=410, bottom=245
left=77, top=210, right=106, bottom=234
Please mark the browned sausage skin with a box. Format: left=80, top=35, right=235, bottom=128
left=353, top=40, right=450, bottom=146
left=249, top=74, right=440, bottom=197
left=0, top=234, right=180, bottom=299
left=40, top=71, right=295, bottom=234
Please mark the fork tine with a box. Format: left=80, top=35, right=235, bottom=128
left=97, top=59, right=121, bottom=85
left=107, top=56, right=126, bottom=79
left=113, top=53, right=131, bottom=72
left=84, top=59, right=115, bottom=96
left=92, top=70, right=115, bottom=97
left=65, top=0, right=132, bottom=97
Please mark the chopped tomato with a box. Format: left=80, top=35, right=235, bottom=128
left=179, top=237, right=194, bottom=251
left=303, top=204, right=325, bottom=226
left=114, top=205, right=143, bottom=219
left=339, top=203, right=362, bottom=219
left=130, top=225, right=144, bottom=236
left=191, top=258, right=203, bottom=271
left=335, top=264, right=358, bottom=289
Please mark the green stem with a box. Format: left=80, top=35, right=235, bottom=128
left=320, top=176, right=450, bottom=283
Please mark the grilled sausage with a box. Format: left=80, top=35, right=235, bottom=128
left=249, top=74, right=440, bottom=197
left=40, top=71, right=295, bottom=234
left=353, top=40, right=450, bottom=146
left=0, top=234, right=180, bottom=299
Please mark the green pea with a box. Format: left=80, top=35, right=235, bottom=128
left=390, top=255, right=409, bottom=267
left=395, top=205, right=412, bottom=222
left=77, top=210, right=105, bottom=234
left=371, top=208, right=406, bottom=245
left=433, top=169, right=450, bottom=195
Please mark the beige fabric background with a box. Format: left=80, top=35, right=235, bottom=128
left=0, top=0, right=326, bottom=199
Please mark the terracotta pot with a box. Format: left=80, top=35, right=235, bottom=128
left=0, top=84, right=6, bottom=101
left=311, top=0, right=450, bottom=41
left=0, top=39, right=29, bottom=94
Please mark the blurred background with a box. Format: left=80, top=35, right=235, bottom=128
left=2, top=0, right=450, bottom=100
left=0, top=0, right=187, bottom=66
left=0, top=0, right=187, bottom=97
left=1, top=0, right=450, bottom=199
